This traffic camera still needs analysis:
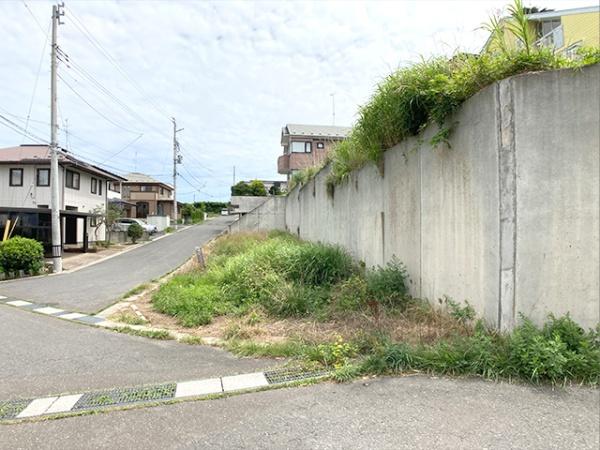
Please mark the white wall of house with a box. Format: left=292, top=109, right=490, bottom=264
left=0, top=164, right=110, bottom=242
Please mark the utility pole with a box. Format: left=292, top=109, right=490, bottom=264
left=172, top=118, right=183, bottom=229
left=50, top=3, right=64, bottom=273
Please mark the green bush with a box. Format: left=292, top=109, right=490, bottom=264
left=0, top=236, right=44, bottom=275
left=358, top=315, right=599, bottom=385
left=366, top=257, right=409, bottom=308
left=127, top=222, right=144, bottom=243
left=287, top=242, right=355, bottom=286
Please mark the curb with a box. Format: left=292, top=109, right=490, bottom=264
left=0, top=295, right=199, bottom=343
left=0, top=367, right=329, bottom=422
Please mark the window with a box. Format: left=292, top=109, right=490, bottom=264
left=36, top=168, right=50, bottom=187
left=160, top=187, right=164, bottom=195
left=316, top=142, right=325, bottom=149
left=65, top=170, right=80, bottom=189
left=108, top=181, right=121, bottom=193
left=98, top=180, right=103, bottom=196
left=91, top=177, right=98, bottom=194
left=140, top=185, right=153, bottom=192
left=9, top=168, right=23, bottom=186
left=537, top=19, right=563, bottom=47
left=90, top=216, right=97, bottom=227
left=37, top=204, right=49, bottom=209
left=291, top=141, right=311, bottom=153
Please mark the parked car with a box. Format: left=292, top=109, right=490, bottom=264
left=220, top=209, right=229, bottom=216
left=113, top=218, right=158, bottom=235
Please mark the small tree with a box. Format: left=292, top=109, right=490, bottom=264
left=248, top=180, right=267, bottom=196
left=127, top=222, right=144, bottom=244
left=231, top=181, right=251, bottom=196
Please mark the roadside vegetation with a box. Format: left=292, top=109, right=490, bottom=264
left=287, top=0, right=600, bottom=190
left=151, top=231, right=599, bottom=386
left=0, top=236, right=45, bottom=276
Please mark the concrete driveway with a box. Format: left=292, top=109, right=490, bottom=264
left=0, top=216, right=235, bottom=313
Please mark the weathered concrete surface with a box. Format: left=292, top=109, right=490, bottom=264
left=234, top=66, right=600, bottom=330
left=228, top=196, right=286, bottom=233
left=3, top=376, right=598, bottom=449
left=512, top=67, right=600, bottom=328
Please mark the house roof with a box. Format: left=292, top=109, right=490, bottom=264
left=123, top=172, right=173, bottom=189
left=283, top=124, right=352, bottom=139
left=0, top=144, right=125, bottom=181
left=526, top=5, right=599, bottom=21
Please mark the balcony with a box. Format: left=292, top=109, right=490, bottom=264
left=277, top=152, right=316, bottom=175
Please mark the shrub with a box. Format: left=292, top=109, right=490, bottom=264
left=330, top=275, right=369, bottom=314
left=0, top=236, right=44, bottom=275
left=127, top=222, right=144, bottom=243
left=286, top=242, right=355, bottom=286
left=366, top=257, right=410, bottom=308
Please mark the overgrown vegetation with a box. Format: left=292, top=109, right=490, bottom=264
left=281, top=0, right=600, bottom=190
left=152, top=231, right=414, bottom=327
left=152, top=232, right=599, bottom=385
left=181, top=203, right=205, bottom=224
left=0, top=236, right=44, bottom=275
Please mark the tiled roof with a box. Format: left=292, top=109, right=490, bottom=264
left=284, top=124, right=352, bottom=138
left=124, top=172, right=173, bottom=189
left=0, top=144, right=124, bottom=181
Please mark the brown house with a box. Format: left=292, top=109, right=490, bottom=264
left=277, top=124, right=351, bottom=182
left=121, top=173, right=181, bottom=220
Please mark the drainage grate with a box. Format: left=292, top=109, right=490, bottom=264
left=264, top=368, right=330, bottom=385
left=0, top=399, right=31, bottom=420
left=72, top=383, right=177, bottom=411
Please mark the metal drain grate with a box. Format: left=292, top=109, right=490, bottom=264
left=0, top=399, right=31, bottom=420
left=264, top=368, right=330, bottom=385
left=72, top=383, right=177, bottom=411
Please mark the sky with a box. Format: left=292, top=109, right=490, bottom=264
left=0, top=0, right=592, bottom=201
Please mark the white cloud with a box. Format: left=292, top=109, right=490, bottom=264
left=0, top=0, right=591, bottom=200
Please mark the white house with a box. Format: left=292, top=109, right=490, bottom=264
left=0, top=144, right=125, bottom=252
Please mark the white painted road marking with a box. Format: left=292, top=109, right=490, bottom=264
left=6, top=300, right=32, bottom=307
left=34, top=307, right=64, bottom=315
left=175, top=378, right=223, bottom=398
left=58, top=312, right=87, bottom=320
left=45, top=394, right=83, bottom=414
left=222, top=372, right=269, bottom=392
left=17, top=397, right=58, bottom=418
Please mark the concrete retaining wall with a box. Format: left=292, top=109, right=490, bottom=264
left=228, top=196, right=287, bottom=233
left=231, top=66, right=600, bottom=329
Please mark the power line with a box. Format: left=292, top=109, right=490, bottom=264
left=65, top=6, right=172, bottom=121
left=57, top=74, right=142, bottom=135
left=23, top=18, right=51, bottom=143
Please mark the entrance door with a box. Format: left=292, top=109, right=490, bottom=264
left=136, top=202, right=149, bottom=218
left=65, top=216, right=77, bottom=244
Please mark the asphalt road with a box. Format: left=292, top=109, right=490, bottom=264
left=2, top=376, right=598, bottom=449
left=0, top=306, right=271, bottom=399
left=0, top=216, right=235, bottom=313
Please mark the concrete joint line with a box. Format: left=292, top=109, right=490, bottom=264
left=496, top=79, right=518, bottom=331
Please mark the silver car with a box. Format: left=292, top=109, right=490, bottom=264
left=113, top=218, right=158, bottom=234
